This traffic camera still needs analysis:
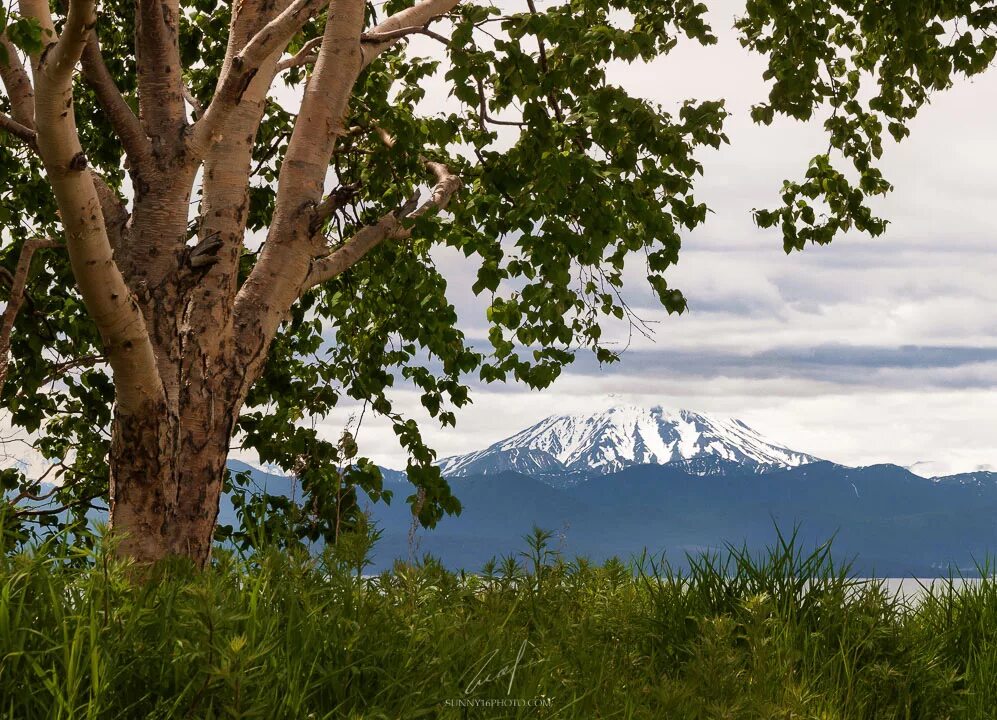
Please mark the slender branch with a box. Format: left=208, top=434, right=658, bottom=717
left=304, top=162, right=460, bottom=289
left=360, top=23, right=450, bottom=45
left=475, top=77, right=526, bottom=127
left=40, top=354, right=105, bottom=385
left=12, top=492, right=105, bottom=518
left=276, top=36, right=323, bottom=71
left=359, top=0, right=462, bottom=69
left=0, top=238, right=60, bottom=397
left=315, top=182, right=363, bottom=223
left=182, top=85, right=205, bottom=119
left=277, top=24, right=453, bottom=72
left=0, top=113, right=37, bottom=146
left=525, top=0, right=563, bottom=123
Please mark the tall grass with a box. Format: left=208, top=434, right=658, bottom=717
left=1, top=526, right=996, bottom=718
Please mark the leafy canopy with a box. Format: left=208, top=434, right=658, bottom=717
left=0, top=0, right=725, bottom=545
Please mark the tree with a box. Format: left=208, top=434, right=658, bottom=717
left=0, top=0, right=725, bottom=564
left=1, top=0, right=993, bottom=566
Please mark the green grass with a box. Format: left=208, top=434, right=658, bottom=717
left=3, top=527, right=997, bottom=719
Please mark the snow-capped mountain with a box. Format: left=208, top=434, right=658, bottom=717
left=437, top=405, right=820, bottom=480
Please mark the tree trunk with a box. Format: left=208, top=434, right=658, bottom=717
left=108, top=367, right=241, bottom=567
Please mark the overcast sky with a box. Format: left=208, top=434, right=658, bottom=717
left=269, top=0, right=997, bottom=478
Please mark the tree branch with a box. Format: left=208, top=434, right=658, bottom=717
left=80, top=35, right=153, bottom=164
left=475, top=77, right=526, bottom=127
left=20, top=0, right=165, bottom=412
left=315, top=182, right=362, bottom=223
left=135, top=0, right=186, bottom=146
left=91, top=175, right=131, bottom=258
left=276, top=35, right=323, bottom=72
left=0, top=113, right=37, bottom=147
left=304, top=161, right=460, bottom=289
left=231, top=0, right=368, bottom=388
left=182, top=84, right=205, bottom=119
left=0, top=33, right=35, bottom=128
left=44, top=0, right=98, bottom=82
left=359, top=0, right=463, bottom=69
left=360, top=23, right=450, bottom=45
left=0, top=238, right=60, bottom=397
left=525, top=0, right=564, bottom=123
left=188, top=0, right=328, bottom=156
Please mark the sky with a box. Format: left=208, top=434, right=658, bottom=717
left=278, top=0, right=997, bottom=477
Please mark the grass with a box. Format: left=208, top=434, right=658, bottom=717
left=2, top=526, right=997, bottom=719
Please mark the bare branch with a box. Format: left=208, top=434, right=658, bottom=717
left=315, top=182, right=363, bottom=223
left=0, top=34, right=35, bottom=128
left=0, top=113, right=37, bottom=147
left=360, top=23, right=450, bottom=45
left=276, top=23, right=454, bottom=72
left=412, top=160, right=462, bottom=217
left=305, top=213, right=404, bottom=288
left=475, top=77, right=526, bottom=127
left=525, top=0, right=563, bottom=123
left=182, top=84, right=205, bottom=119
left=276, top=36, right=323, bottom=72
left=80, top=36, right=153, bottom=163
left=376, top=127, right=396, bottom=150
left=304, top=162, right=460, bottom=289
left=0, top=238, right=60, bottom=397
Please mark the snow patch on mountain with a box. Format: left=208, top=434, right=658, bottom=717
left=438, top=405, right=820, bottom=478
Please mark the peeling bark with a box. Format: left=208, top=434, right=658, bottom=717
left=109, top=383, right=238, bottom=566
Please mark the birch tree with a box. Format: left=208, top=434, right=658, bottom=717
left=0, top=0, right=723, bottom=564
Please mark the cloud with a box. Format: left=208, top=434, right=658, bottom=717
left=302, top=4, right=997, bottom=477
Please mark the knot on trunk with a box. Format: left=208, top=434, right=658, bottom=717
left=187, top=232, right=224, bottom=269
left=68, top=152, right=88, bottom=172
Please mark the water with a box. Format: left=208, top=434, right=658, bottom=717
left=877, top=577, right=980, bottom=602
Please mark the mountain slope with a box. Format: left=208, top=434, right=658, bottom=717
left=372, top=462, right=997, bottom=575
left=438, top=405, right=820, bottom=479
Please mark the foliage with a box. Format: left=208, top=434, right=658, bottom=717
left=739, top=0, right=997, bottom=250
left=3, top=527, right=997, bottom=718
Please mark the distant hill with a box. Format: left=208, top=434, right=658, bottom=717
left=364, top=462, right=997, bottom=576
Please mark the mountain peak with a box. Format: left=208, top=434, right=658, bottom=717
left=438, top=405, right=820, bottom=481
